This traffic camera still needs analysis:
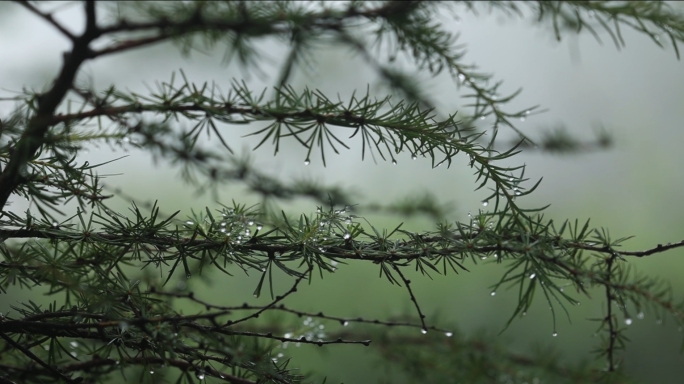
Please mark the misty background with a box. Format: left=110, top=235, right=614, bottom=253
left=1, top=2, right=683, bottom=382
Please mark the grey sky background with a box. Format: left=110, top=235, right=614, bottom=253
left=2, top=2, right=684, bottom=382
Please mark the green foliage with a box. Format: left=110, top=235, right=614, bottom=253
left=1, top=1, right=684, bottom=383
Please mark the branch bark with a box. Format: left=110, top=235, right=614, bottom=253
left=0, top=2, right=101, bottom=209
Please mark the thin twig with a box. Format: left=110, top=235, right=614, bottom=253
left=222, top=268, right=311, bottom=328
left=151, top=289, right=454, bottom=333
left=391, top=264, right=428, bottom=333
left=13, top=0, right=76, bottom=41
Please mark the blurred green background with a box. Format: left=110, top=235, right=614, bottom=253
left=1, top=2, right=684, bottom=383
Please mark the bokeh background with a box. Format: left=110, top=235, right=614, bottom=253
left=1, top=2, right=684, bottom=383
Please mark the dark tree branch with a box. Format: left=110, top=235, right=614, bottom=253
left=0, top=331, right=79, bottom=384
left=108, top=357, right=257, bottom=384
left=0, top=317, right=371, bottom=347
left=605, top=253, right=617, bottom=372
left=1, top=229, right=682, bottom=261
left=90, top=35, right=172, bottom=57
left=84, top=0, right=96, bottom=33
left=1, top=356, right=257, bottom=384
left=0, top=6, right=101, bottom=209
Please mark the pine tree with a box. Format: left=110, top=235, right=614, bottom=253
left=1, top=1, right=684, bottom=383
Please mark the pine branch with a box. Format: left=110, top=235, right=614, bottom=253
left=3, top=1, right=684, bottom=383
